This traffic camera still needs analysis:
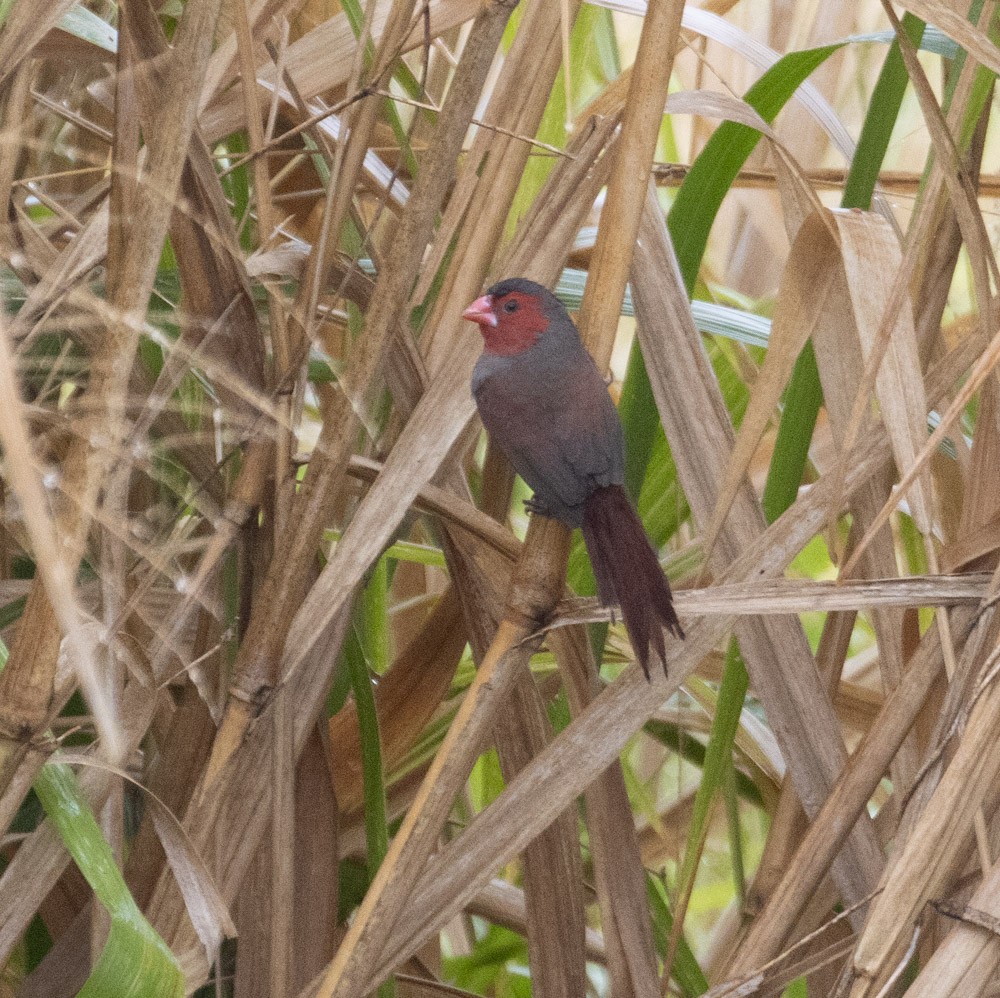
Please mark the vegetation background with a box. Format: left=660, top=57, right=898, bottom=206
left=0, top=0, right=997, bottom=996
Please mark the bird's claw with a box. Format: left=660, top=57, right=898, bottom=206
left=524, top=495, right=551, bottom=517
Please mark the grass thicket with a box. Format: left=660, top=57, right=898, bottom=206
left=0, top=2, right=998, bottom=997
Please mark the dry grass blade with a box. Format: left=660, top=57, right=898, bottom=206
left=0, top=0, right=78, bottom=85
left=808, top=203, right=947, bottom=796
left=705, top=205, right=935, bottom=580
left=904, top=856, right=1000, bottom=996
left=725, top=611, right=964, bottom=977
left=438, top=503, right=588, bottom=990
left=552, top=574, right=992, bottom=625
left=0, top=309, right=121, bottom=759
left=576, top=0, right=683, bottom=367
left=314, top=520, right=571, bottom=996
left=290, top=726, right=340, bottom=993
left=552, top=620, right=660, bottom=994
left=848, top=739, right=1000, bottom=993
left=841, top=307, right=1000, bottom=580
left=9, top=2, right=1000, bottom=994
left=842, top=0, right=1000, bottom=575
left=631, top=185, right=883, bottom=909
left=896, top=0, right=1000, bottom=77
left=490, top=660, right=587, bottom=993
left=292, top=0, right=414, bottom=357
left=698, top=210, right=836, bottom=563
left=846, top=632, right=1000, bottom=991
left=55, top=752, right=236, bottom=963
left=823, top=211, right=933, bottom=536
left=798, top=209, right=921, bottom=783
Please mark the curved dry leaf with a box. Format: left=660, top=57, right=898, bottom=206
left=828, top=209, right=934, bottom=535
left=632, top=185, right=884, bottom=912
left=697, top=210, right=839, bottom=566
left=56, top=752, right=236, bottom=965
left=665, top=89, right=774, bottom=133
left=599, top=3, right=861, bottom=163
left=664, top=87, right=829, bottom=237
left=843, top=311, right=1000, bottom=579
left=702, top=206, right=934, bottom=570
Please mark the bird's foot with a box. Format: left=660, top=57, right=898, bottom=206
left=524, top=495, right=552, bottom=518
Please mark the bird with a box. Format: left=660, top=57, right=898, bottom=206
left=463, top=276, right=683, bottom=679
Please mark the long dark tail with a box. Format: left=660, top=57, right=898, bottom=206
left=581, top=485, right=684, bottom=679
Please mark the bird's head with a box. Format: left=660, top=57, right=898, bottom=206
left=462, top=278, right=559, bottom=356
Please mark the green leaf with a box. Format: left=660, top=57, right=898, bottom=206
left=619, top=40, right=844, bottom=499
left=647, top=874, right=709, bottom=997
left=760, top=343, right=823, bottom=521
left=670, top=642, right=748, bottom=956
left=339, top=0, right=421, bottom=177
left=444, top=923, right=530, bottom=993
left=843, top=15, right=925, bottom=211
left=348, top=556, right=394, bottom=998
left=34, top=763, right=184, bottom=998
left=505, top=4, right=621, bottom=238
left=765, top=13, right=928, bottom=524
left=642, top=719, right=764, bottom=806
left=59, top=5, right=117, bottom=53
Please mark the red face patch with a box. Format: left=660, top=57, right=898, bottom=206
left=478, top=291, right=550, bottom=356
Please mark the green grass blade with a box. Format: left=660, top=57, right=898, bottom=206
left=642, top=719, right=764, bottom=806
left=843, top=14, right=926, bottom=210
left=667, top=642, right=748, bottom=976
left=619, top=41, right=845, bottom=497
left=348, top=556, right=394, bottom=998
left=764, top=12, right=927, bottom=524
left=34, top=763, right=184, bottom=998
left=647, top=874, right=709, bottom=997
left=760, top=343, right=824, bottom=520
left=623, top=34, right=920, bottom=981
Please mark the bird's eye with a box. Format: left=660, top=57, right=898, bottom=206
left=503, top=299, right=518, bottom=313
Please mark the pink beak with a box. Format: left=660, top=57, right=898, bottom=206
left=462, top=294, right=497, bottom=327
